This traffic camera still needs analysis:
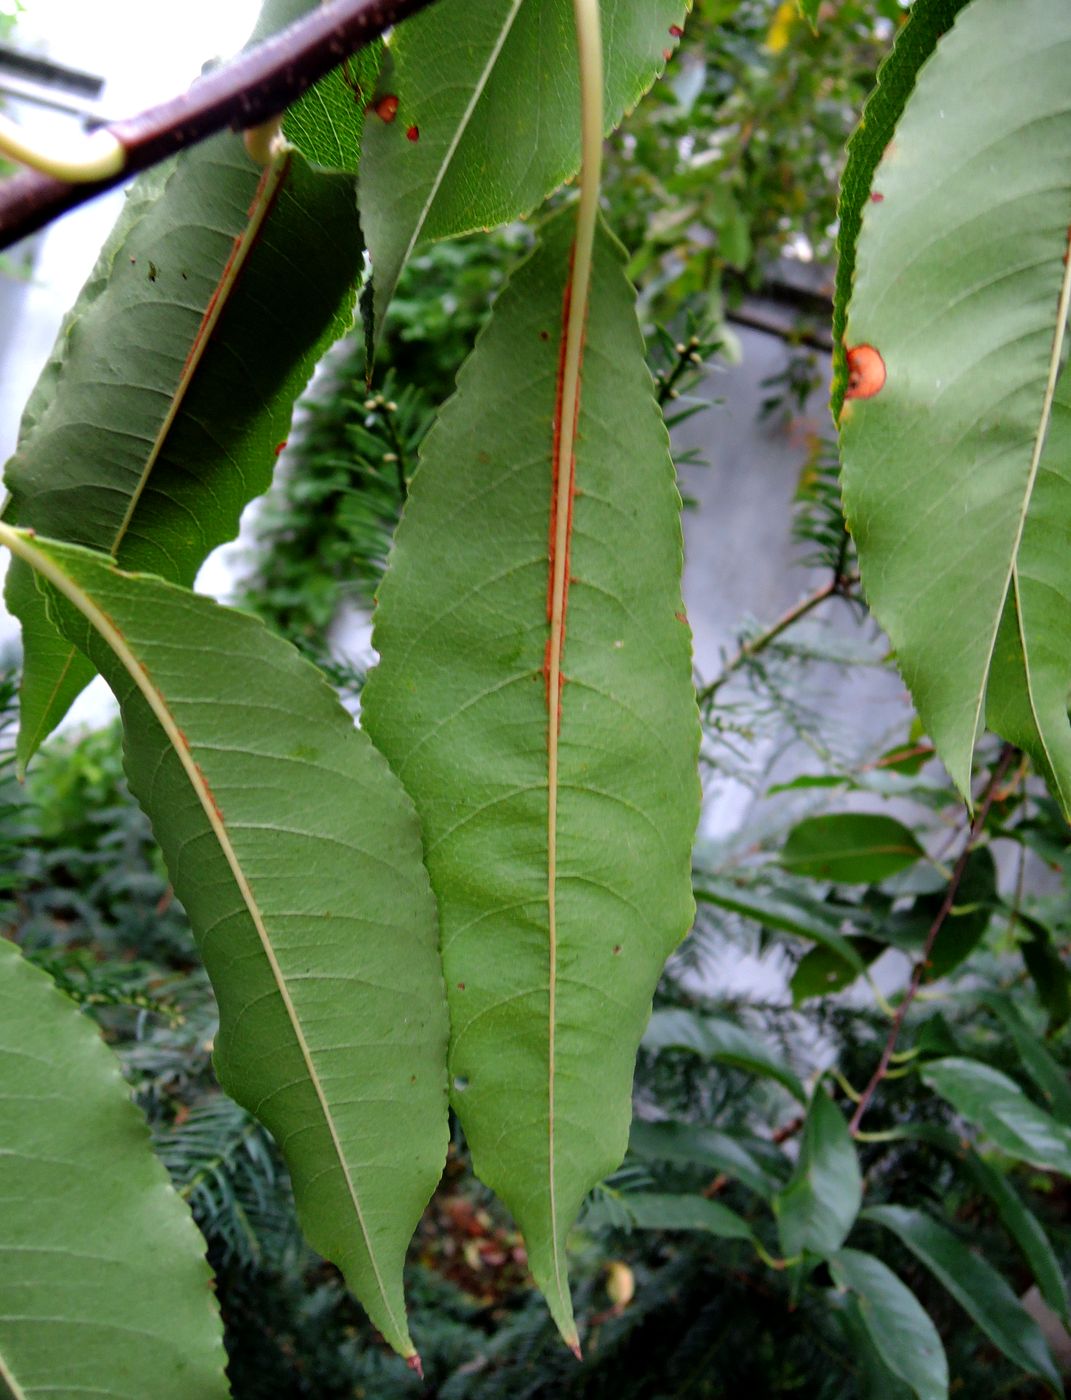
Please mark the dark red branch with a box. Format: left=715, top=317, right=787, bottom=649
left=0, top=0, right=440, bottom=249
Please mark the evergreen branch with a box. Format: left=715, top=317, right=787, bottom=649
left=0, top=0, right=440, bottom=249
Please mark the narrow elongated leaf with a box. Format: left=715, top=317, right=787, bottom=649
left=590, top=1191, right=754, bottom=1243
left=694, top=879, right=867, bottom=973
left=780, top=813, right=923, bottom=884
left=775, top=1089, right=862, bottom=1260
left=0, top=937, right=228, bottom=1399
left=923, top=1057, right=1071, bottom=1174
left=0, top=526, right=449, bottom=1361
left=358, top=0, right=686, bottom=335
left=831, top=0, right=970, bottom=413
left=980, top=990, right=1071, bottom=1124
left=838, top=0, right=1071, bottom=806
left=3, top=132, right=362, bottom=767
left=363, top=208, right=700, bottom=1343
left=629, top=1121, right=784, bottom=1199
left=1018, top=916, right=1071, bottom=1036
left=642, top=1007, right=806, bottom=1103
left=865, top=1204, right=1063, bottom=1394
left=831, top=1249, right=948, bottom=1400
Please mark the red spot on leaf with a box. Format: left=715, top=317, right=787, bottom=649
left=870, top=191, right=884, bottom=203
left=675, top=610, right=687, bottom=624
left=845, top=344, right=886, bottom=401
left=613, top=945, right=622, bottom=955
left=274, top=440, right=288, bottom=457
left=373, top=94, right=399, bottom=123
left=663, top=47, right=673, bottom=59
left=669, top=24, right=684, bottom=36
left=406, top=1355, right=424, bottom=1381
left=457, top=982, right=466, bottom=991
left=540, top=329, right=550, bottom=341
left=406, top=124, right=420, bottom=142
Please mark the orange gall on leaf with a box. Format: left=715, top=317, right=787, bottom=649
left=844, top=344, right=886, bottom=401
left=372, top=94, right=399, bottom=123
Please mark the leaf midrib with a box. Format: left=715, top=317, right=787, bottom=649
left=0, top=523, right=405, bottom=1350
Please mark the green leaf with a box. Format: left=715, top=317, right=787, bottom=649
left=629, top=1120, right=784, bottom=1199
left=831, top=1249, right=948, bottom=1400
left=642, top=1007, right=806, bottom=1103
left=362, top=208, right=700, bottom=1345
left=1018, top=917, right=1071, bottom=1036
left=838, top=0, right=1071, bottom=807
left=791, top=936, right=885, bottom=1004
left=0, top=526, right=449, bottom=1361
left=775, top=1088, right=862, bottom=1259
left=358, top=0, right=687, bottom=337
left=831, top=0, right=970, bottom=416
left=980, top=990, right=1071, bottom=1124
left=3, top=135, right=363, bottom=769
left=923, top=1057, right=1071, bottom=1174
left=780, top=814, right=924, bottom=884
left=282, top=44, right=383, bottom=171
left=0, top=937, right=228, bottom=1398
left=865, top=1204, right=1063, bottom=1394
left=589, top=1190, right=754, bottom=1242
left=694, top=878, right=868, bottom=973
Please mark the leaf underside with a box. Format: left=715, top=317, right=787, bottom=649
left=8, top=530, right=449, bottom=1359
left=358, top=0, right=688, bottom=338
left=3, top=133, right=362, bottom=767
left=363, top=208, right=700, bottom=1341
left=838, top=0, right=1071, bottom=807
left=0, top=937, right=228, bottom=1399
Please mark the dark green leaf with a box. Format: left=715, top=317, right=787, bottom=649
left=780, top=813, right=924, bottom=884
left=629, top=1120, right=784, bottom=1199
left=865, top=1204, right=1063, bottom=1394
left=591, top=1191, right=754, bottom=1243
left=980, top=991, right=1071, bottom=1124
left=695, top=878, right=868, bottom=972
left=643, top=1008, right=806, bottom=1103
left=791, top=936, right=885, bottom=1004
left=775, top=1089, right=862, bottom=1259
left=831, top=1248, right=948, bottom=1400
left=923, top=1057, right=1071, bottom=1174
left=1018, top=918, right=1071, bottom=1036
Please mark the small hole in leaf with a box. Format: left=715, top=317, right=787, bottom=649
left=454, top=1076, right=469, bottom=1093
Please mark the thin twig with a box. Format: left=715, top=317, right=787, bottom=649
left=848, top=742, right=1018, bottom=1137
left=696, top=571, right=858, bottom=705
left=0, top=0, right=440, bottom=250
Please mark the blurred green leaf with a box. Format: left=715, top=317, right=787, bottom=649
left=923, top=1057, right=1071, bottom=1173
left=643, top=1008, right=806, bottom=1103
left=781, top=814, right=924, bottom=884
left=775, top=1089, right=861, bottom=1259
left=831, top=1248, right=948, bottom=1400
left=629, top=1120, right=784, bottom=1200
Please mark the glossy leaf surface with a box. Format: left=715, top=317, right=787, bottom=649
left=838, top=0, right=1071, bottom=806
left=0, top=937, right=228, bottom=1399
left=1, top=527, right=448, bottom=1360
left=775, top=1089, right=861, bottom=1259
left=831, top=1249, right=948, bottom=1400
left=363, top=209, right=700, bottom=1342
left=358, top=0, right=687, bottom=335
left=922, top=1057, right=1071, bottom=1174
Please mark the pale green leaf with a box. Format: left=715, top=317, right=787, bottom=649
left=831, top=1249, right=948, bottom=1400
left=589, top=1191, right=754, bottom=1242
left=3, top=135, right=362, bottom=768
left=831, top=0, right=970, bottom=414
left=363, top=208, right=700, bottom=1344
left=0, top=937, right=228, bottom=1399
left=358, top=0, right=687, bottom=337
left=775, top=1088, right=862, bottom=1259
left=642, top=1007, right=806, bottom=1103
left=0, top=526, right=449, bottom=1361
left=922, top=1057, right=1071, bottom=1174
left=838, top=0, right=1071, bottom=805
left=865, top=1204, right=1063, bottom=1394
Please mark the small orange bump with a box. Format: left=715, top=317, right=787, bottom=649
left=274, top=440, right=288, bottom=457
left=663, top=46, right=673, bottom=59
left=406, top=124, right=420, bottom=142
left=675, top=610, right=688, bottom=624
left=845, top=344, right=886, bottom=400
left=870, top=191, right=884, bottom=203
left=669, top=24, right=684, bottom=36
left=372, top=94, right=399, bottom=123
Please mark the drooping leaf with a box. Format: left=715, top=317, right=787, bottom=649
left=780, top=813, right=924, bottom=884
left=831, top=0, right=970, bottom=415
left=358, top=0, right=687, bottom=337
left=775, top=1088, right=862, bottom=1260
left=980, top=990, right=1071, bottom=1124
left=642, top=1007, right=806, bottom=1104
left=831, top=1249, right=948, bottom=1400
left=3, top=133, right=362, bottom=768
left=363, top=208, right=700, bottom=1344
left=1017, top=916, right=1071, bottom=1036
left=0, top=526, right=449, bottom=1361
left=838, top=0, right=1071, bottom=807
left=0, top=937, right=228, bottom=1398
left=922, top=1057, right=1071, bottom=1174
left=588, top=1190, right=754, bottom=1243
left=694, top=878, right=868, bottom=973
left=629, top=1120, right=785, bottom=1200
left=865, top=1204, right=1063, bottom=1395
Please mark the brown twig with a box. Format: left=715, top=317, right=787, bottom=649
left=848, top=742, right=1018, bottom=1136
left=696, top=571, right=858, bottom=705
left=0, top=0, right=440, bottom=250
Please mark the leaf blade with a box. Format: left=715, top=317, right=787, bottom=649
left=831, top=1248, right=948, bottom=1400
